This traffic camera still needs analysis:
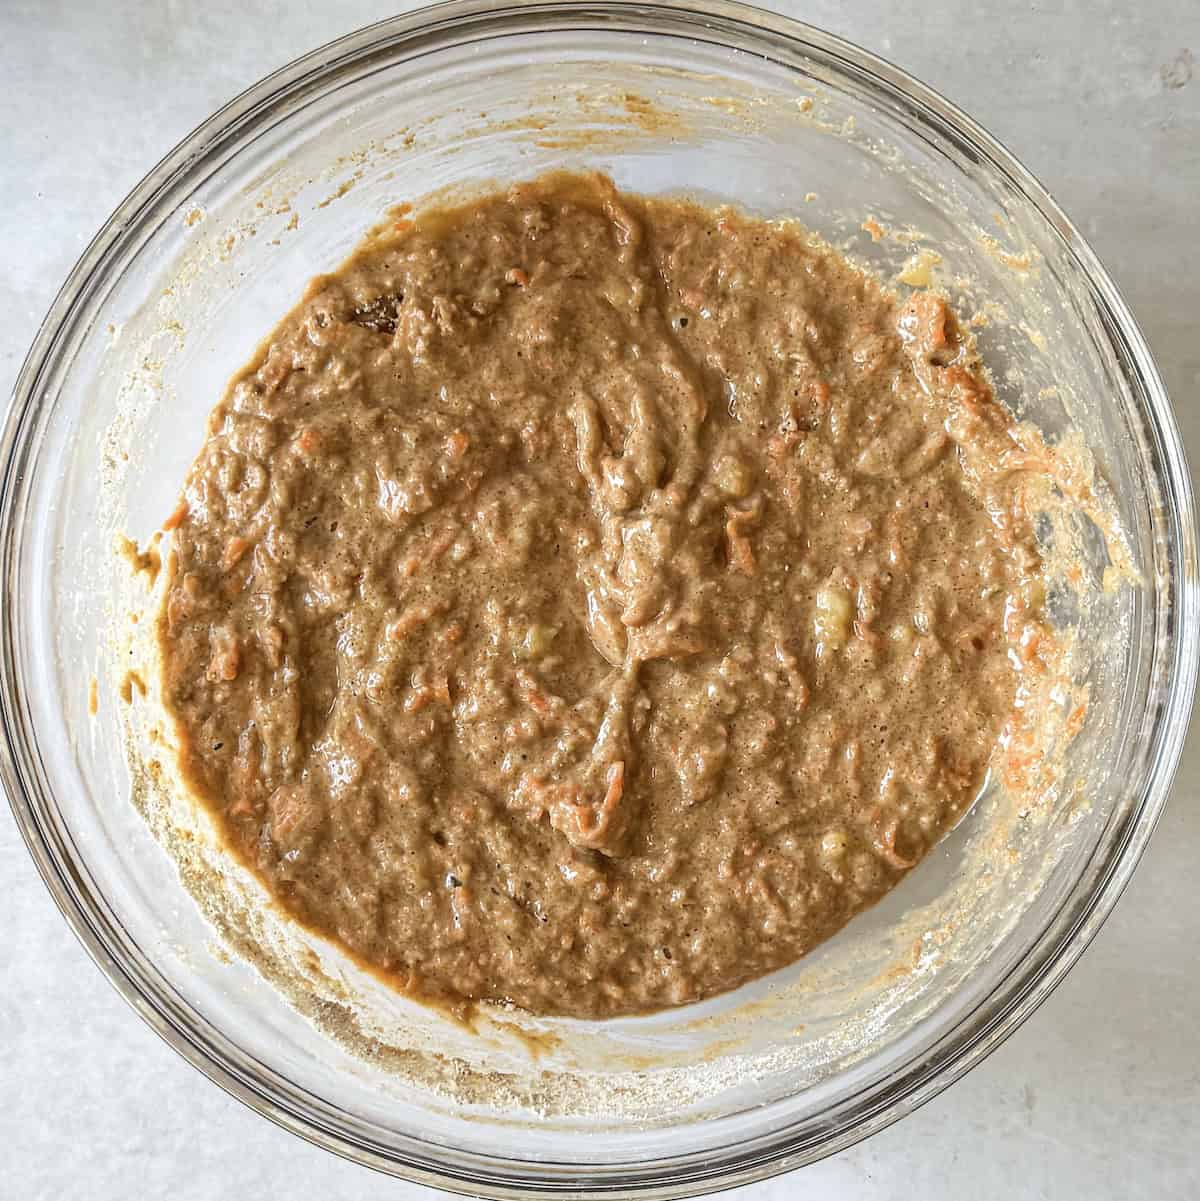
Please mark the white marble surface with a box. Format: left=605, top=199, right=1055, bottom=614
left=2, top=2, right=1198, bottom=1198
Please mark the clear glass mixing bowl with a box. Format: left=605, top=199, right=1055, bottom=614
left=2, top=1, right=1196, bottom=1195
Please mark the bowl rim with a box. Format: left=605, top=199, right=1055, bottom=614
left=2, top=0, right=1197, bottom=1195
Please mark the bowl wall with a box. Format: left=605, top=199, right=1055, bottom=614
left=2, top=2, right=1194, bottom=1195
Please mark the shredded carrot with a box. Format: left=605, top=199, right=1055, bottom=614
left=861, top=217, right=886, bottom=242
left=162, top=500, right=189, bottom=531
left=206, top=641, right=241, bottom=682
left=401, top=526, right=457, bottom=578
left=725, top=503, right=760, bottom=577
left=405, top=671, right=453, bottom=712
left=902, top=291, right=952, bottom=355
left=928, top=303, right=948, bottom=350
left=505, top=267, right=530, bottom=287
left=294, top=427, right=321, bottom=454
left=538, top=759, right=628, bottom=852
left=1019, top=629, right=1043, bottom=665
left=603, top=760, right=624, bottom=809
left=445, top=429, right=470, bottom=459
left=515, top=668, right=556, bottom=715
left=223, top=537, right=252, bottom=571
left=867, top=806, right=915, bottom=870
left=388, top=600, right=448, bottom=640
left=726, top=519, right=755, bottom=575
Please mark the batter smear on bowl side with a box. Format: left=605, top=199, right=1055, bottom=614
left=156, top=173, right=1057, bottom=1018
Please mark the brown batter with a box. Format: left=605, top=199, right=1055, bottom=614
left=156, top=173, right=1051, bottom=1018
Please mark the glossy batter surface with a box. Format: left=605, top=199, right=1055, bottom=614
left=157, top=174, right=1047, bottom=1017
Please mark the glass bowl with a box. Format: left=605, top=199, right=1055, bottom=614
left=2, top=0, right=1195, bottom=1195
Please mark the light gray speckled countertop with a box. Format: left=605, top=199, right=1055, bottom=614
left=2, top=2, right=1197, bottom=1198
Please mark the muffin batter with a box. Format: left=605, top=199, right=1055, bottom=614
left=157, top=173, right=1050, bottom=1018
